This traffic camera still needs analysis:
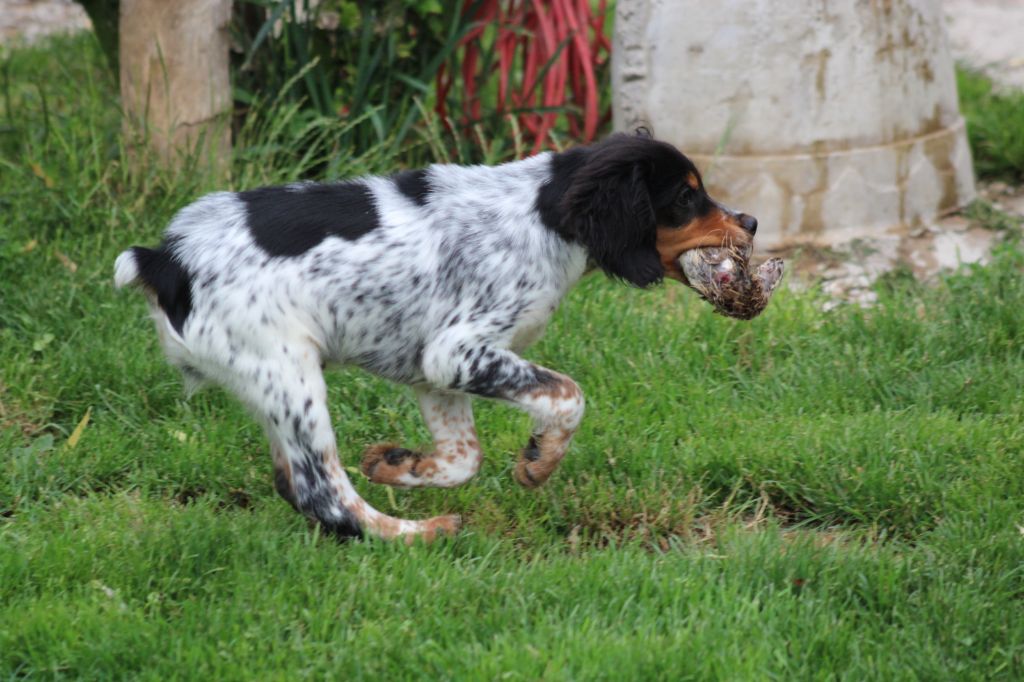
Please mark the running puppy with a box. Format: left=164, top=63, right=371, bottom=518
left=115, top=132, right=757, bottom=543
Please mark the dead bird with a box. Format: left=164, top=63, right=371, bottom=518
left=679, top=245, right=784, bottom=320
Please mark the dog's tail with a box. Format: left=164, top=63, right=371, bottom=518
left=114, top=245, right=194, bottom=337
left=114, top=248, right=142, bottom=289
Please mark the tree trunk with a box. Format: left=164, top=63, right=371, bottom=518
left=119, top=0, right=232, bottom=173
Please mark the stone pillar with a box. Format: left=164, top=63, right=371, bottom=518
left=612, top=0, right=975, bottom=248
left=119, top=0, right=232, bottom=173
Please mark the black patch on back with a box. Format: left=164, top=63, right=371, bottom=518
left=130, top=242, right=193, bottom=335
left=393, top=169, right=431, bottom=206
left=536, top=147, right=590, bottom=241
left=239, top=182, right=380, bottom=257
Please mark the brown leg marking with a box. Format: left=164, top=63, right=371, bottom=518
left=515, top=429, right=573, bottom=489
left=360, top=390, right=482, bottom=489
left=324, top=449, right=461, bottom=542
left=511, top=372, right=584, bottom=489
left=427, top=343, right=585, bottom=490
left=360, top=444, right=439, bottom=486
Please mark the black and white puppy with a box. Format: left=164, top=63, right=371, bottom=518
left=115, top=132, right=756, bottom=542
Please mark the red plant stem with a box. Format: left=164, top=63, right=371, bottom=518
left=435, top=0, right=611, bottom=156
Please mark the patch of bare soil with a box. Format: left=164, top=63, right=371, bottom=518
left=774, top=181, right=1024, bottom=310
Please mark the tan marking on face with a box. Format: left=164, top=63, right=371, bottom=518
left=657, top=207, right=752, bottom=281
left=686, top=172, right=700, bottom=190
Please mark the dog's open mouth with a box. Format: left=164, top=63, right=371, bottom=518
left=678, top=244, right=784, bottom=320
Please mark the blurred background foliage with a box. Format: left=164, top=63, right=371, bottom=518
left=77, top=0, right=613, bottom=172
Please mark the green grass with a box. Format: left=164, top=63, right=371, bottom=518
left=2, top=35, right=1024, bottom=679
left=957, top=67, right=1024, bottom=183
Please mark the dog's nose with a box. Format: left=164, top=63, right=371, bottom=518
left=738, top=213, right=758, bottom=235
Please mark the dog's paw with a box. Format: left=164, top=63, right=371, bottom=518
left=402, top=514, right=462, bottom=545
left=360, top=443, right=442, bottom=487
left=513, top=436, right=554, bottom=489
left=361, top=443, right=415, bottom=482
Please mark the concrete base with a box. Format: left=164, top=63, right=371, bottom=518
left=691, top=118, right=975, bottom=247
left=613, top=0, right=977, bottom=248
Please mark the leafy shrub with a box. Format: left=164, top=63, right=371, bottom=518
left=233, top=0, right=613, bottom=166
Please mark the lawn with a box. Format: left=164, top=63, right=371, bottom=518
left=2, top=36, right=1024, bottom=680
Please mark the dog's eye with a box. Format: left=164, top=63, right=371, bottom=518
left=676, top=189, right=695, bottom=209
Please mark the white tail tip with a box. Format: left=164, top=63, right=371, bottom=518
left=114, top=250, right=139, bottom=289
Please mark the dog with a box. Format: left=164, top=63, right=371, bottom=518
left=115, top=132, right=757, bottom=543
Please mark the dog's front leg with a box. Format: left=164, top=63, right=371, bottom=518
left=422, top=342, right=585, bottom=488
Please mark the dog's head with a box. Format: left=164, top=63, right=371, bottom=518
left=557, top=132, right=756, bottom=287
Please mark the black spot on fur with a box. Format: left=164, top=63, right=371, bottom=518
left=384, top=447, right=416, bottom=465
left=522, top=435, right=541, bottom=462
left=128, top=241, right=193, bottom=335
left=393, top=169, right=431, bottom=206
left=459, top=351, right=558, bottom=398
left=240, top=182, right=380, bottom=257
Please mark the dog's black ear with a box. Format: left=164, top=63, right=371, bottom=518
left=561, top=135, right=667, bottom=287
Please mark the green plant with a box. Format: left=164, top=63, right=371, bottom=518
left=232, top=0, right=474, bottom=169
left=957, top=67, right=1024, bottom=183
left=436, top=0, right=612, bottom=156
left=232, top=0, right=613, bottom=166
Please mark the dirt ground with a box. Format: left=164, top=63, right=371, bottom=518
left=781, top=183, right=1024, bottom=309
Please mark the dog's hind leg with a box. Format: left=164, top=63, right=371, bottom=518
left=240, top=345, right=460, bottom=543
left=361, top=387, right=482, bottom=488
